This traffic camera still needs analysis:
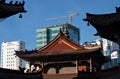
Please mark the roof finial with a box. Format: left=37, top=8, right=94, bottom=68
left=64, top=24, right=70, bottom=38
left=59, top=28, right=63, bottom=35
left=116, top=7, right=120, bottom=13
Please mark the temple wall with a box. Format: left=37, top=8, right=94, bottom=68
left=60, top=67, right=76, bottom=74
left=43, top=62, right=76, bottom=74
left=45, top=65, right=76, bottom=74
left=1, top=64, right=120, bottom=79
left=74, top=66, right=120, bottom=79
left=43, top=73, right=77, bottom=79
left=0, top=68, right=43, bottom=79
left=47, top=68, right=56, bottom=74
left=98, top=67, right=120, bottom=79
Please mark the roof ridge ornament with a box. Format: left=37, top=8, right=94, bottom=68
left=0, top=0, right=27, bottom=20
left=115, top=7, right=120, bottom=13
left=59, top=28, right=64, bottom=36
left=64, top=24, right=70, bottom=38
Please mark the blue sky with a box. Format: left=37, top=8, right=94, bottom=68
left=0, top=0, right=120, bottom=50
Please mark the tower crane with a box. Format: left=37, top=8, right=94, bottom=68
left=46, top=12, right=79, bottom=24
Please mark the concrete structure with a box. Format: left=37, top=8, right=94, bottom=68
left=101, top=38, right=120, bottom=69
left=36, top=23, right=80, bottom=49
left=102, top=38, right=119, bottom=56
left=1, top=41, right=26, bottom=70
left=82, top=39, right=101, bottom=46
left=82, top=39, right=120, bottom=69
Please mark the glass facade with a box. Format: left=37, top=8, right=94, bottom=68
left=36, top=23, right=80, bottom=49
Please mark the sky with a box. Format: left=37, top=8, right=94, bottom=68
left=0, top=0, right=120, bottom=50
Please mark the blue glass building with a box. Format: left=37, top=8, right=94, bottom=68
left=36, top=23, right=80, bottom=49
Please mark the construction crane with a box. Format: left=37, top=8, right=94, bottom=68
left=46, top=12, right=79, bottom=24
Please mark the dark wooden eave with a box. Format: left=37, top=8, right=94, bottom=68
left=16, top=47, right=107, bottom=64
left=16, top=29, right=108, bottom=64
left=83, top=7, right=120, bottom=44
left=0, top=0, right=26, bottom=19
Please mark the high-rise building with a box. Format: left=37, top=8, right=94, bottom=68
left=1, top=41, right=26, bottom=70
left=82, top=39, right=101, bottom=46
left=36, top=23, right=80, bottom=49
left=82, top=39, right=120, bottom=69
left=101, top=38, right=120, bottom=69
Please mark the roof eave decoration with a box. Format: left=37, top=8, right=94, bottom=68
left=38, top=28, right=84, bottom=52
left=15, top=29, right=106, bottom=63
left=0, top=0, right=27, bottom=19
left=16, top=47, right=106, bottom=63
left=83, top=7, right=120, bottom=44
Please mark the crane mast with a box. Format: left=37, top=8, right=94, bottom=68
left=68, top=12, right=79, bottom=24
left=46, top=12, right=79, bottom=24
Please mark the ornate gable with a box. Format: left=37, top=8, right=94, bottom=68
left=38, top=29, right=84, bottom=52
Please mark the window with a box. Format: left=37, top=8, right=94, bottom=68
left=52, top=30, right=59, bottom=34
left=44, top=37, right=46, bottom=39
left=108, top=46, right=110, bottom=50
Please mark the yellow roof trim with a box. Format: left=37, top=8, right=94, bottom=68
left=61, top=40, right=78, bottom=50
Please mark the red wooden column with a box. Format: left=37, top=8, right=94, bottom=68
left=76, top=60, right=79, bottom=73
left=29, top=61, right=32, bottom=72
left=90, top=58, right=92, bottom=72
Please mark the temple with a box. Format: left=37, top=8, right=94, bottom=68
left=16, top=27, right=107, bottom=79
left=0, top=0, right=26, bottom=20
left=83, top=7, right=120, bottom=45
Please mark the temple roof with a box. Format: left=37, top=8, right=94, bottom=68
left=16, top=46, right=106, bottom=63
left=38, top=28, right=84, bottom=52
left=16, top=29, right=106, bottom=63
left=0, top=0, right=26, bottom=19
left=83, top=7, right=120, bottom=44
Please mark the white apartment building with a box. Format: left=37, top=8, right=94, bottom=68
left=82, top=39, right=101, bottom=46
left=1, top=41, right=27, bottom=70
left=83, top=39, right=120, bottom=69
left=102, top=38, right=119, bottom=56
left=101, top=38, right=120, bottom=69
